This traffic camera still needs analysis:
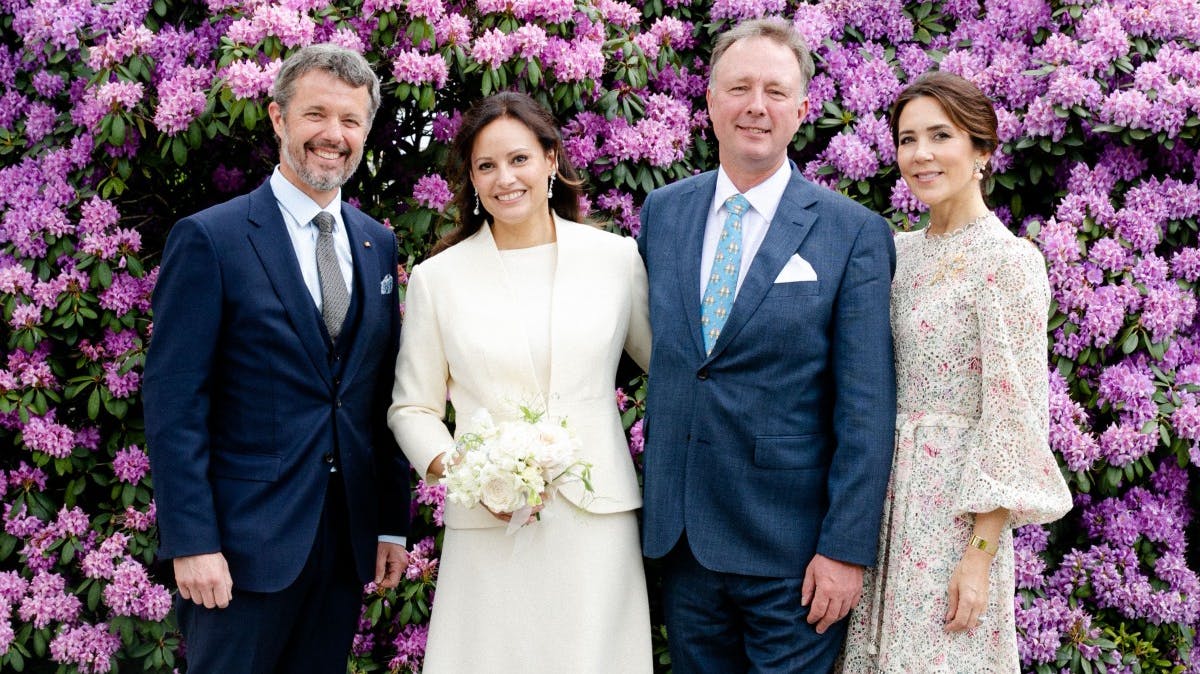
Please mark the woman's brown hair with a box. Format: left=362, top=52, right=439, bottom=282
left=889, top=71, right=999, bottom=170
left=431, top=92, right=584, bottom=256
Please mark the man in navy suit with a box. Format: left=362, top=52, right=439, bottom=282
left=638, top=18, right=896, bottom=673
left=144, top=44, right=409, bottom=672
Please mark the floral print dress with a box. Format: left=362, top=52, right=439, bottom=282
left=838, top=214, right=1073, bottom=673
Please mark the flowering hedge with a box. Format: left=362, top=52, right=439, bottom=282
left=0, top=0, right=1198, bottom=671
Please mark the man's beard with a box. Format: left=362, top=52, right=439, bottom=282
left=279, top=125, right=363, bottom=193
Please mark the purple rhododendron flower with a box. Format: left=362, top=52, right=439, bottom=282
left=18, top=571, right=81, bottom=628
left=153, top=66, right=211, bottom=136
left=391, top=50, right=449, bottom=88
left=49, top=622, right=121, bottom=674
left=112, top=445, right=150, bottom=484
left=103, top=560, right=172, bottom=620
left=413, top=174, right=453, bottom=211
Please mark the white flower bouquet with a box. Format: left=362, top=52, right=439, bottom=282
left=442, top=405, right=591, bottom=527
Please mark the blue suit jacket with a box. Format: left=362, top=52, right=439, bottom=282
left=638, top=165, right=896, bottom=577
left=144, top=179, right=409, bottom=593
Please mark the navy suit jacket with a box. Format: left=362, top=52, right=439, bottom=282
left=638, top=165, right=896, bottom=577
left=144, top=179, right=409, bottom=593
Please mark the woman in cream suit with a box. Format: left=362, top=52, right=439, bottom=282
left=387, top=92, right=653, bottom=672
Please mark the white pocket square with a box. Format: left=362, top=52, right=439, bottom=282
left=774, top=254, right=817, bottom=283
left=380, top=274, right=394, bottom=294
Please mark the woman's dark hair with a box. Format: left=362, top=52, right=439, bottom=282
left=889, top=71, right=999, bottom=173
left=431, top=91, right=584, bottom=256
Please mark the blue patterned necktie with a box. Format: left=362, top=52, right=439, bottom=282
left=701, top=194, right=750, bottom=354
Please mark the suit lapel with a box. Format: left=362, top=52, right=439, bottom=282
left=675, top=173, right=718, bottom=358
left=466, top=225, right=545, bottom=399
left=335, top=209, right=380, bottom=391
left=705, top=169, right=819, bottom=362
left=546, top=217, right=586, bottom=402
left=244, top=181, right=332, bottom=384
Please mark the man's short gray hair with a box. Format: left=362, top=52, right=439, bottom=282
left=271, top=44, right=382, bottom=124
left=709, top=18, right=815, bottom=98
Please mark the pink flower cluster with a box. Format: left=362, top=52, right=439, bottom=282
left=601, top=93, right=694, bottom=167
left=476, top=0, right=573, bottom=24
left=112, top=445, right=150, bottom=483
left=224, top=5, right=315, bottom=47
left=391, top=50, right=449, bottom=89
left=387, top=622, right=429, bottom=671
left=48, top=622, right=121, bottom=674
left=596, top=189, right=638, bottom=235
left=103, top=561, right=172, bottom=621
left=413, top=478, right=445, bottom=527
left=152, top=66, right=211, bottom=136
left=22, top=412, right=76, bottom=459
left=404, top=536, right=438, bottom=583
left=222, top=58, right=280, bottom=100
left=633, top=16, right=693, bottom=60
left=412, top=174, right=453, bottom=211
left=18, top=571, right=81, bottom=628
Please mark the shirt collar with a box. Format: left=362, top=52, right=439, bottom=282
left=712, top=161, right=792, bottom=223
left=270, top=167, right=344, bottom=232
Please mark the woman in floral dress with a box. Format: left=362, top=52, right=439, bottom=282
left=838, top=72, right=1073, bottom=673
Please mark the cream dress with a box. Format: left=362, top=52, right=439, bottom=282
left=389, top=220, right=653, bottom=674
left=838, top=214, right=1072, bottom=673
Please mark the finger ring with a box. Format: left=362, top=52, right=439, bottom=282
left=977, top=615, right=987, bottom=625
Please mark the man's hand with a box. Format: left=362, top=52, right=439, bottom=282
left=375, top=542, right=409, bottom=589
left=174, top=552, right=233, bottom=609
left=801, top=553, right=863, bottom=634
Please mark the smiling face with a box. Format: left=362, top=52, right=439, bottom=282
left=268, top=69, right=372, bottom=206
left=706, top=35, right=809, bottom=190
left=895, top=95, right=989, bottom=221
left=470, top=116, right=556, bottom=233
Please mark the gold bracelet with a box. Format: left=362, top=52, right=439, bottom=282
left=968, top=534, right=997, bottom=556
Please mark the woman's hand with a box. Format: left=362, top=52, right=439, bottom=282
left=427, top=452, right=450, bottom=480
left=944, top=547, right=992, bottom=632
left=485, top=501, right=545, bottom=525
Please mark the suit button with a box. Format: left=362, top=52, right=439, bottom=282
left=334, top=377, right=342, bottom=387
left=336, top=399, right=343, bottom=408
left=697, top=368, right=709, bottom=380
left=323, top=453, right=334, bottom=464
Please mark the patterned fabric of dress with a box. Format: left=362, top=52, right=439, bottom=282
left=838, top=213, right=1072, bottom=674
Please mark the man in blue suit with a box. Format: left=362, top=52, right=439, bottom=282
left=144, top=45, right=409, bottom=672
left=638, top=18, right=896, bottom=673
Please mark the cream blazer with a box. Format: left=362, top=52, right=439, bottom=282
left=387, top=216, right=651, bottom=529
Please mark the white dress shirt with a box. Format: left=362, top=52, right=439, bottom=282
left=271, top=168, right=354, bottom=307
left=271, top=170, right=406, bottom=548
left=699, top=161, right=792, bottom=300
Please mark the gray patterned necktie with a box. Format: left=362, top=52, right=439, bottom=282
left=313, top=211, right=349, bottom=342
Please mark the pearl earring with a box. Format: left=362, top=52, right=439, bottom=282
left=473, top=193, right=480, bottom=215
left=548, top=174, right=556, bottom=199
left=973, top=160, right=986, bottom=180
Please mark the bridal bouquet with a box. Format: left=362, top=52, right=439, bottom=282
left=442, top=405, right=591, bottom=522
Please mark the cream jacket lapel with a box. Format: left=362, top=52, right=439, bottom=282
left=388, top=217, right=651, bottom=529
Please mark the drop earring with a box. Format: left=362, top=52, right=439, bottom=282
left=473, top=193, right=480, bottom=215
left=973, top=159, right=985, bottom=180
left=548, top=174, right=556, bottom=199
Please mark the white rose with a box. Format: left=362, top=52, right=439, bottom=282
left=479, top=472, right=527, bottom=513
left=533, top=422, right=578, bottom=477
left=468, top=407, right=497, bottom=435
